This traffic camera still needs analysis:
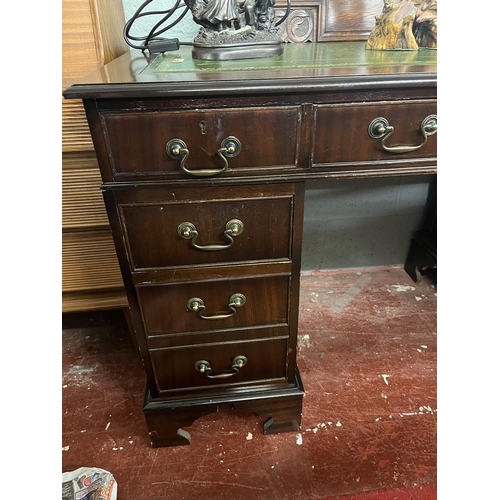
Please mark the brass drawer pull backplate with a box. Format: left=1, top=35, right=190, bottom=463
left=166, top=136, right=241, bottom=177
left=195, top=355, right=248, bottom=379
left=368, top=114, right=437, bottom=154
left=187, top=293, right=246, bottom=320
left=177, top=219, right=244, bottom=251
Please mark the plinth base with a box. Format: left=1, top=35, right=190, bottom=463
left=192, top=41, right=284, bottom=61
left=143, top=368, right=304, bottom=447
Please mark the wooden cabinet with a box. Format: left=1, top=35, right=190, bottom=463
left=62, top=0, right=128, bottom=312
left=64, top=41, right=437, bottom=447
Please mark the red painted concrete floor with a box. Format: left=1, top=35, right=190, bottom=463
left=62, top=266, right=437, bottom=500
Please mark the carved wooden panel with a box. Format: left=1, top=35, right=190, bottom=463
left=277, top=0, right=383, bottom=41
left=278, top=7, right=318, bottom=43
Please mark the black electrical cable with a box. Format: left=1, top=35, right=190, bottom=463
left=123, top=0, right=188, bottom=51
left=275, top=0, right=291, bottom=27
left=123, top=0, right=156, bottom=49
left=144, top=0, right=182, bottom=45
left=146, top=6, right=191, bottom=43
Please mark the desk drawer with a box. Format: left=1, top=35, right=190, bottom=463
left=313, top=100, right=437, bottom=166
left=119, top=192, right=293, bottom=270
left=101, top=106, right=300, bottom=178
left=150, top=337, right=288, bottom=392
left=137, top=274, right=290, bottom=336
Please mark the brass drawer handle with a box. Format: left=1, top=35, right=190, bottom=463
left=368, top=114, right=437, bottom=154
left=177, top=219, right=244, bottom=251
left=166, top=136, right=241, bottom=177
left=195, top=355, right=248, bottom=379
left=187, top=293, right=246, bottom=320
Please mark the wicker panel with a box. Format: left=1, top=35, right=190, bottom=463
left=62, top=155, right=108, bottom=230
left=62, top=0, right=99, bottom=79
left=62, top=0, right=128, bottom=312
left=62, top=99, right=94, bottom=152
left=62, top=231, right=124, bottom=292
left=62, top=289, right=128, bottom=313
left=62, top=0, right=128, bottom=80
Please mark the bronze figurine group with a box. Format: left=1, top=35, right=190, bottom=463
left=186, top=0, right=284, bottom=59
left=188, top=0, right=277, bottom=32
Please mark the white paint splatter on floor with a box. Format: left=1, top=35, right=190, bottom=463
left=390, top=285, right=416, bottom=292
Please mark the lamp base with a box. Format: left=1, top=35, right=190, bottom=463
left=192, top=40, right=283, bottom=60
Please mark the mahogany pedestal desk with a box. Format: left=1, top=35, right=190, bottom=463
left=63, top=42, right=437, bottom=448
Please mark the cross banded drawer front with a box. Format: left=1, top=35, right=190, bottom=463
left=313, top=100, right=437, bottom=167
left=149, top=337, right=288, bottom=393
left=100, top=107, right=300, bottom=179
left=137, top=274, right=290, bottom=337
left=119, top=196, right=293, bottom=270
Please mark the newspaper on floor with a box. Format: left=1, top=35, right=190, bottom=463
left=62, top=467, right=117, bottom=500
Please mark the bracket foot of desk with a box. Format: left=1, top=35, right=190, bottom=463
left=142, top=368, right=305, bottom=448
